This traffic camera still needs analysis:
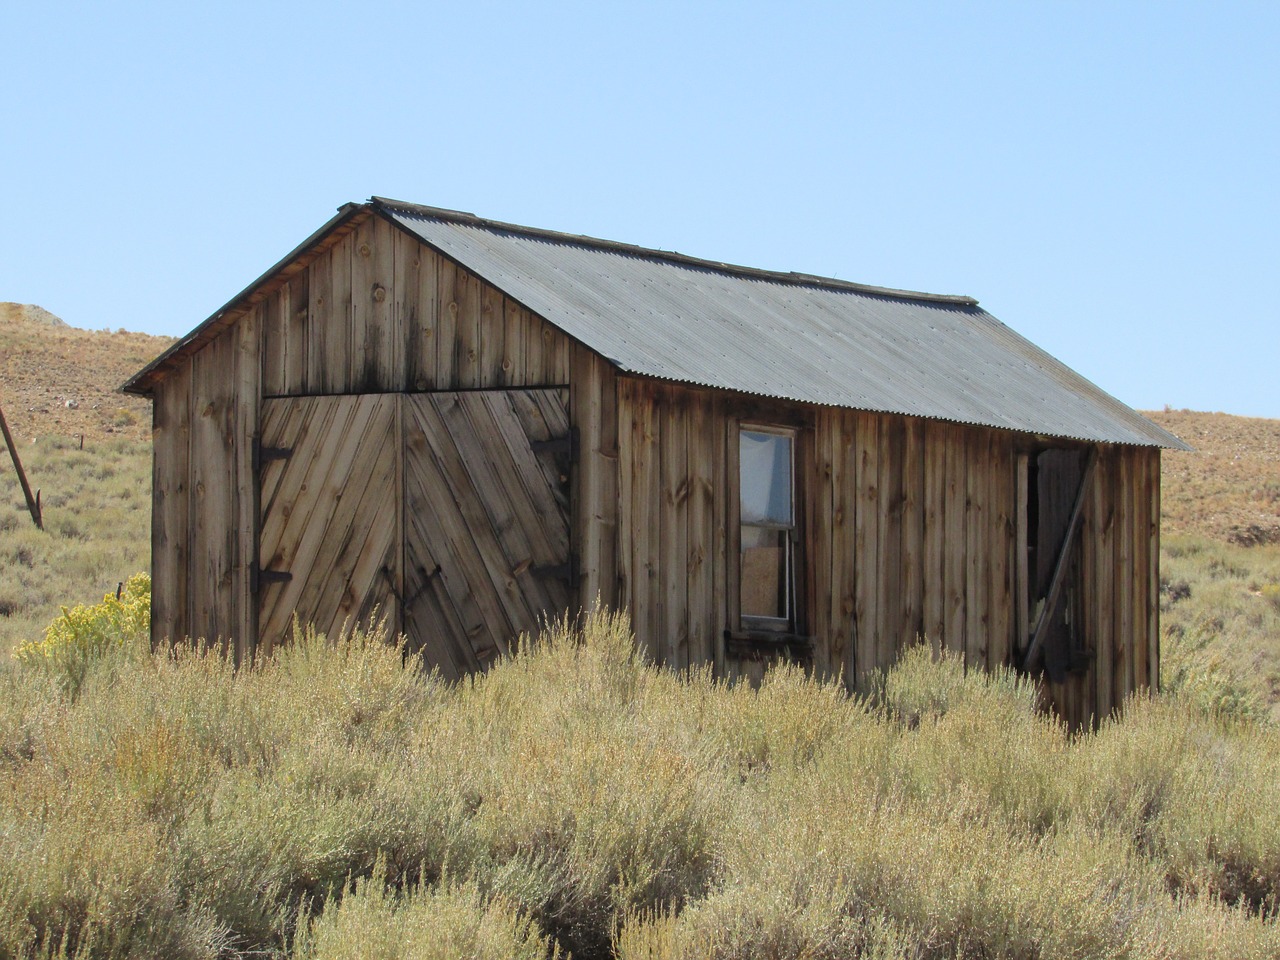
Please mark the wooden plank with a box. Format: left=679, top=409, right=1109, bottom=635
left=942, top=424, right=966, bottom=657
left=306, top=247, right=332, bottom=394
left=852, top=412, right=879, bottom=684
left=188, top=330, right=238, bottom=650
left=150, top=370, right=190, bottom=647
left=635, top=389, right=661, bottom=660
left=615, top=377, right=636, bottom=628
left=1148, top=449, right=1161, bottom=691
left=988, top=435, right=1012, bottom=670
left=479, top=283, right=505, bottom=388
left=1080, top=472, right=1099, bottom=721
left=327, top=237, right=353, bottom=393
left=719, top=399, right=736, bottom=669
left=1093, top=449, right=1115, bottom=719
left=687, top=386, right=714, bottom=667
left=596, top=361, right=619, bottom=614
left=349, top=218, right=374, bottom=390
left=391, top=228, right=419, bottom=392
left=573, top=346, right=603, bottom=607
left=812, top=410, right=835, bottom=677
left=233, top=306, right=260, bottom=662
left=261, top=291, right=285, bottom=398
left=1131, top=449, right=1149, bottom=692
left=453, top=267, right=481, bottom=388
left=435, top=259, right=458, bottom=389
left=661, top=390, right=689, bottom=668
left=1014, top=452, right=1030, bottom=660
left=1116, top=450, right=1134, bottom=702
left=544, top=322, right=568, bottom=385
left=901, top=416, right=923, bottom=654
left=522, top=310, right=544, bottom=387
left=922, top=421, right=946, bottom=655
left=878, top=416, right=903, bottom=671
left=283, top=272, right=309, bottom=396
left=710, top=395, right=728, bottom=676
left=501, top=296, right=525, bottom=387
left=831, top=411, right=855, bottom=680
left=964, top=427, right=986, bottom=671
left=406, top=238, right=437, bottom=390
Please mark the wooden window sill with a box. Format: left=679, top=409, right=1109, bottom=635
left=725, top=630, right=814, bottom=662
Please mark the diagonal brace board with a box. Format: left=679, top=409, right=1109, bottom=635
left=1021, top=448, right=1097, bottom=672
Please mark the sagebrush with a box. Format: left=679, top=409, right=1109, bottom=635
left=2, top=610, right=1278, bottom=960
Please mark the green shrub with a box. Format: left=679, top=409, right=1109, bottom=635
left=13, top=573, right=150, bottom=696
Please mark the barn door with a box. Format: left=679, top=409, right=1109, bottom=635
left=402, top=389, right=572, bottom=678
left=257, top=394, right=401, bottom=654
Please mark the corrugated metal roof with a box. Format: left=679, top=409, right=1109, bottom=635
left=376, top=198, right=1188, bottom=450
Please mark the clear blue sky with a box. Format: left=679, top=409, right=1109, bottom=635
left=2, top=2, right=1276, bottom=417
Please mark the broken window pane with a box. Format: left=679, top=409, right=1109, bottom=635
left=741, top=526, right=789, bottom=620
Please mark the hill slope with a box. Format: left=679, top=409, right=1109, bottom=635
left=1145, top=409, right=1280, bottom=546
left=0, top=302, right=172, bottom=443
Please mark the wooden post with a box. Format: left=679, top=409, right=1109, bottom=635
left=0, top=402, right=42, bottom=529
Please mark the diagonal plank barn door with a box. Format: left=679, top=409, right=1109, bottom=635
left=403, top=389, right=572, bottom=678
left=257, top=394, right=401, bottom=655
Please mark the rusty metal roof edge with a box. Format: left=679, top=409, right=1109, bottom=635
left=371, top=197, right=981, bottom=308
left=121, top=202, right=369, bottom=396
left=607, top=366, right=1192, bottom=450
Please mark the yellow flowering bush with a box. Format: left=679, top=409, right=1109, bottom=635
left=14, top=572, right=150, bottom=694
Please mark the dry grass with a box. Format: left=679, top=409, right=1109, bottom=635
left=0, top=435, right=152, bottom=655
left=2, top=615, right=1279, bottom=959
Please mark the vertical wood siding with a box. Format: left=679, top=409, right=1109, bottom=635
left=259, top=215, right=571, bottom=397
left=613, top=379, right=1157, bottom=727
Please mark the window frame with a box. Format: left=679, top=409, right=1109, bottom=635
left=735, top=421, right=801, bottom=636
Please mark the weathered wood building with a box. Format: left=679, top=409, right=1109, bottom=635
left=124, top=198, right=1187, bottom=726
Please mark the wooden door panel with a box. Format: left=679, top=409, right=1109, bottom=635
left=403, top=389, right=571, bottom=676
left=257, top=395, right=400, bottom=653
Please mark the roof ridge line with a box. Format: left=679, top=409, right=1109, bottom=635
left=370, top=196, right=980, bottom=307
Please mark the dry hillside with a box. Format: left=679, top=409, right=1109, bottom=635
left=0, top=302, right=172, bottom=443
left=1145, top=409, right=1280, bottom=546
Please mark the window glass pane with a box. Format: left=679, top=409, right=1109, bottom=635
left=741, top=525, right=788, bottom=620
left=740, top=431, right=792, bottom=524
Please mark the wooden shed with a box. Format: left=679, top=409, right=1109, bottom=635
left=124, top=198, right=1188, bottom=727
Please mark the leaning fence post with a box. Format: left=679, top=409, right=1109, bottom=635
left=0, top=402, right=43, bottom=529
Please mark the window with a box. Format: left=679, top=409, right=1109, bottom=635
left=739, top=426, right=796, bottom=631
